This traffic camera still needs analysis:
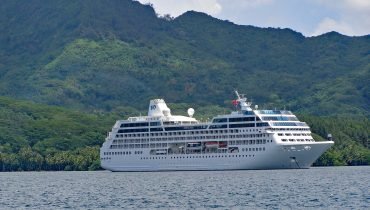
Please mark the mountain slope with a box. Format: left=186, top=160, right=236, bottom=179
left=0, top=0, right=368, bottom=116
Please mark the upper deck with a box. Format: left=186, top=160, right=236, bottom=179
left=112, top=91, right=309, bottom=134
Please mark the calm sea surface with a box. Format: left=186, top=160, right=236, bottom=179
left=0, top=166, right=369, bottom=209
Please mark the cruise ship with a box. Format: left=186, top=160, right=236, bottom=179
left=100, top=91, right=334, bottom=171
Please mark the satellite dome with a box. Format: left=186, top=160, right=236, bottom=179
left=187, top=108, right=195, bottom=117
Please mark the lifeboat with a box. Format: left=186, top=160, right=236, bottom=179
left=205, top=141, right=219, bottom=148
left=187, top=142, right=201, bottom=147
left=218, top=141, right=227, bottom=148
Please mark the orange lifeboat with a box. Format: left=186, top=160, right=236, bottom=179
left=205, top=141, right=218, bottom=148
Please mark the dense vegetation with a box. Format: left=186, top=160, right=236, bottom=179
left=0, top=0, right=368, bottom=170
left=299, top=115, right=369, bottom=166
left=0, top=97, right=115, bottom=171
left=0, top=0, right=368, bottom=116
left=0, top=97, right=368, bottom=171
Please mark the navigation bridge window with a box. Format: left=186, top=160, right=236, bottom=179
left=272, top=122, right=307, bottom=126
left=262, top=116, right=298, bottom=121
left=256, top=110, right=293, bottom=115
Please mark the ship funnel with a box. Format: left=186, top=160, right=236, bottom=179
left=148, top=99, right=172, bottom=117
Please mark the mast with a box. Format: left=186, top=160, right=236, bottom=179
left=235, top=90, right=241, bottom=100
left=234, top=90, right=253, bottom=111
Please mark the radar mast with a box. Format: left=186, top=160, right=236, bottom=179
left=234, top=90, right=252, bottom=111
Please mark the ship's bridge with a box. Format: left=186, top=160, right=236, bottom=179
left=254, top=110, right=293, bottom=115
left=254, top=110, right=309, bottom=129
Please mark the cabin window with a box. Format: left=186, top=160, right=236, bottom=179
left=229, top=123, right=255, bottom=128
left=213, top=118, right=228, bottom=123
left=229, top=117, right=255, bottom=122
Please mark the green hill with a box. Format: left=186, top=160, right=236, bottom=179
left=0, top=0, right=368, bottom=116
left=0, top=96, right=116, bottom=171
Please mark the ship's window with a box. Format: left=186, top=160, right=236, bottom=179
left=256, top=122, right=269, bottom=127
left=229, top=123, right=255, bottom=128
left=210, top=124, right=227, bottom=129
left=150, top=121, right=161, bottom=126
left=121, top=122, right=149, bottom=128
left=229, top=117, right=255, bottom=122
left=213, top=118, right=228, bottom=123
left=118, top=128, right=149, bottom=133
left=272, top=122, right=300, bottom=126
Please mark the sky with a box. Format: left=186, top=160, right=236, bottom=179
left=137, top=0, right=370, bottom=37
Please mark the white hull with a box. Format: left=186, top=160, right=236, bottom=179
left=101, top=141, right=333, bottom=172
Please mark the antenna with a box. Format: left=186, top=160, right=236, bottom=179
left=234, top=90, right=241, bottom=99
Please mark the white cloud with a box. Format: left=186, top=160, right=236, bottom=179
left=138, top=0, right=222, bottom=17
left=311, top=0, right=370, bottom=36
left=311, top=17, right=354, bottom=36
left=218, top=0, right=274, bottom=8
left=344, top=0, right=370, bottom=11
left=138, top=0, right=370, bottom=36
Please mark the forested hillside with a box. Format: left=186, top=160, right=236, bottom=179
left=0, top=0, right=368, bottom=170
left=0, top=0, right=368, bottom=115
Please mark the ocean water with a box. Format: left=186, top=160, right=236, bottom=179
left=0, top=166, right=369, bottom=209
